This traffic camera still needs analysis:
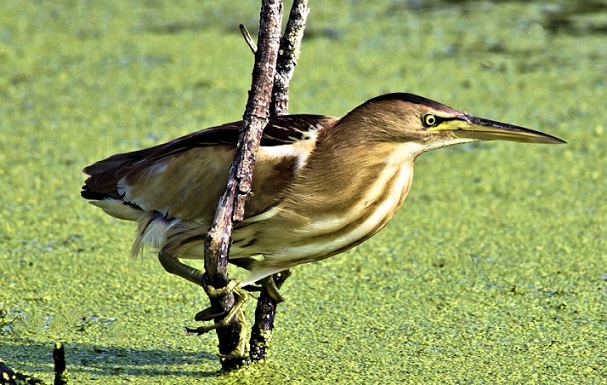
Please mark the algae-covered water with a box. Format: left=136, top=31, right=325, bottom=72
left=1, top=1, right=606, bottom=383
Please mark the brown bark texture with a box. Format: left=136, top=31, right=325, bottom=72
left=203, top=0, right=284, bottom=371
left=250, top=0, right=309, bottom=362
left=271, top=0, right=310, bottom=116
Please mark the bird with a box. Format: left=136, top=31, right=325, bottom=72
left=81, top=92, right=565, bottom=302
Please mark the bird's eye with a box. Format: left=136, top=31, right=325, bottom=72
left=422, top=114, right=438, bottom=128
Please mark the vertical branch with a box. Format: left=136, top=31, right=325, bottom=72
left=203, top=0, right=283, bottom=371
left=271, top=0, right=310, bottom=116
left=250, top=0, right=309, bottom=362
left=53, top=342, right=67, bottom=385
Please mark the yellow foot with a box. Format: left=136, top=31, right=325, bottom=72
left=202, top=276, right=240, bottom=298
left=261, top=269, right=292, bottom=303
left=186, top=278, right=247, bottom=336
left=261, top=276, right=284, bottom=303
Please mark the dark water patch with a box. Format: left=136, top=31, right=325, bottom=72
left=542, top=1, right=607, bottom=35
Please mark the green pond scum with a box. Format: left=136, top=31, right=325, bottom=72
left=1, top=1, right=605, bottom=383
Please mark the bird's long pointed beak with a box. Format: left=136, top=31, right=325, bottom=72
left=430, top=114, right=567, bottom=144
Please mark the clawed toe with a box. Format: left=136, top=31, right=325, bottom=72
left=187, top=277, right=247, bottom=336
left=194, top=307, right=227, bottom=322
left=201, top=274, right=240, bottom=298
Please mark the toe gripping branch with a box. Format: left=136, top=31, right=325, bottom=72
left=186, top=274, right=250, bottom=364
left=157, top=252, right=249, bottom=365
left=186, top=275, right=247, bottom=335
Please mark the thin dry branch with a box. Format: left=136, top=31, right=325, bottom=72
left=250, top=0, right=309, bottom=362
left=203, top=0, right=284, bottom=371
left=239, top=24, right=257, bottom=54
left=271, top=0, right=310, bottom=116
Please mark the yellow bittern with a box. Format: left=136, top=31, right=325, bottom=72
left=82, top=93, right=564, bottom=300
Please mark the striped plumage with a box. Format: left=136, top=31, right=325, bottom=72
left=82, top=93, right=564, bottom=287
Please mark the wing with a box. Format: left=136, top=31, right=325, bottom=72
left=81, top=115, right=334, bottom=224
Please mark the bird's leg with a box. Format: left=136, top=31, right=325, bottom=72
left=158, top=252, right=247, bottom=353
left=274, top=269, right=292, bottom=289
left=241, top=268, right=292, bottom=299
left=157, top=251, right=205, bottom=287
left=260, top=269, right=292, bottom=303
left=158, top=251, right=227, bottom=320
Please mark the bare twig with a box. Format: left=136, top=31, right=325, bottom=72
left=53, top=342, right=67, bottom=385
left=239, top=24, right=257, bottom=54
left=250, top=0, right=309, bottom=362
left=203, top=0, right=283, bottom=371
left=271, top=0, right=310, bottom=116
left=250, top=270, right=292, bottom=361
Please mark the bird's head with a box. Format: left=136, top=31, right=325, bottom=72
left=339, top=93, right=566, bottom=152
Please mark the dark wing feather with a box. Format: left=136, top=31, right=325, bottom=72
left=81, top=114, right=330, bottom=220
left=81, top=122, right=241, bottom=200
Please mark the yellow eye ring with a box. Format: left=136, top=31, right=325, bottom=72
left=422, top=114, right=438, bottom=127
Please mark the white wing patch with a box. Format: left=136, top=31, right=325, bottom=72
left=261, top=124, right=319, bottom=170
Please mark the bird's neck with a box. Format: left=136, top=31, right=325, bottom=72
left=286, top=139, right=420, bottom=225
